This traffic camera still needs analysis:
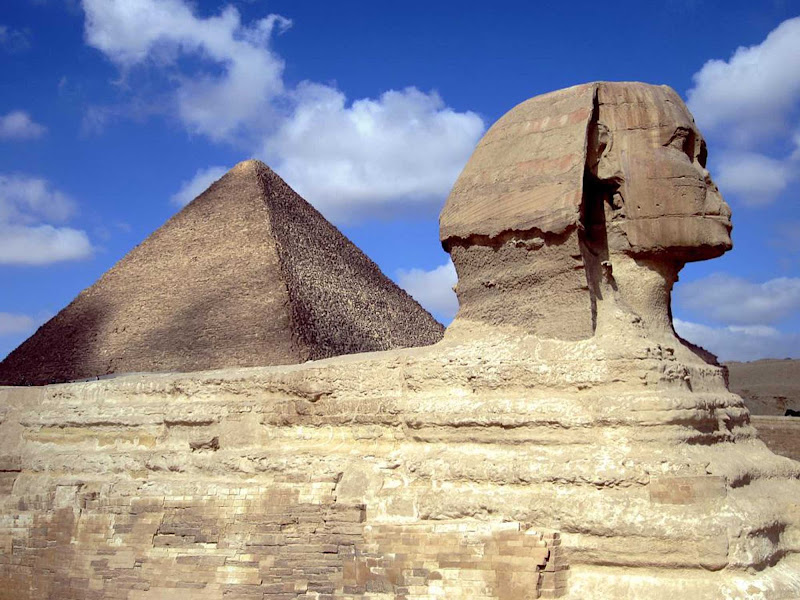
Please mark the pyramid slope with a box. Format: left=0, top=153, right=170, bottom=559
left=0, top=160, right=443, bottom=385
left=254, top=162, right=444, bottom=360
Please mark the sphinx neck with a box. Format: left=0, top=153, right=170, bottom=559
left=448, top=229, right=596, bottom=341
left=596, top=252, right=680, bottom=338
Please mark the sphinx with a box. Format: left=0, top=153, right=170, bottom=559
left=442, top=81, right=732, bottom=345
left=0, top=82, right=798, bottom=600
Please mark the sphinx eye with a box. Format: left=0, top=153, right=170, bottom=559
left=665, top=127, right=694, bottom=160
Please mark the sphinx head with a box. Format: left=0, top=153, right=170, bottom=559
left=440, top=82, right=732, bottom=344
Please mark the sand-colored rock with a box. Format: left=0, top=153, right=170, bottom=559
left=1, top=83, right=799, bottom=599
left=441, top=82, right=731, bottom=341
left=0, top=160, right=443, bottom=385
left=1, top=327, right=799, bottom=599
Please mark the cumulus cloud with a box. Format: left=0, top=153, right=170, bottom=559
left=0, top=174, right=77, bottom=224
left=82, top=0, right=289, bottom=142
left=0, top=226, right=93, bottom=265
left=674, top=319, right=800, bottom=363
left=714, top=152, right=795, bottom=206
left=0, top=312, right=35, bottom=336
left=170, top=165, right=228, bottom=207
left=675, top=273, right=800, bottom=326
left=687, top=17, right=800, bottom=207
left=0, top=174, right=93, bottom=265
left=0, top=111, right=46, bottom=140
left=264, top=85, right=483, bottom=221
left=396, top=260, right=458, bottom=323
left=687, top=17, right=800, bottom=140
left=81, top=0, right=485, bottom=220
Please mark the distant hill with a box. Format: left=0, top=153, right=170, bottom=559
left=725, top=359, right=800, bottom=416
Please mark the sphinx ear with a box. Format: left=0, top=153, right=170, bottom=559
left=587, top=121, right=622, bottom=184
left=586, top=121, right=609, bottom=174
left=583, top=100, right=626, bottom=224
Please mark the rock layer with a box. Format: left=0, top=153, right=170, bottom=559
left=1, top=326, right=799, bottom=599
left=0, top=160, right=443, bottom=385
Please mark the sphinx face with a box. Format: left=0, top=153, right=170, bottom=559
left=596, top=83, right=732, bottom=262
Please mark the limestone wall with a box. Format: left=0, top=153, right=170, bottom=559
left=1, top=330, right=800, bottom=599
left=0, top=353, right=571, bottom=600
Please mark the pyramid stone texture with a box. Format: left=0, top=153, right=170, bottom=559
left=254, top=162, right=443, bottom=360
left=0, top=160, right=443, bottom=385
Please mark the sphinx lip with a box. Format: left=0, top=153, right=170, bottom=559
left=703, top=214, right=733, bottom=228
left=701, top=215, right=733, bottom=235
left=704, top=215, right=733, bottom=238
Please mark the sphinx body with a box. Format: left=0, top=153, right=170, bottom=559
left=0, top=83, right=799, bottom=600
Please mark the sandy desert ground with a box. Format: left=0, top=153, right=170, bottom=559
left=726, top=358, right=800, bottom=415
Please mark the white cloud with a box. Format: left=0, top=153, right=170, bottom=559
left=82, top=0, right=289, bottom=142
left=687, top=17, right=800, bottom=208
left=0, top=111, right=46, bottom=140
left=714, top=152, right=795, bottom=206
left=674, top=319, right=800, bottom=363
left=170, top=165, right=228, bottom=207
left=0, top=174, right=93, bottom=265
left=80, top=0, right=485, bottom=220
left=0, top=174, right=75, bottom=223
left=0, top=312, right=35, bottom=336
left=0, top=225, right=92, bottom=265
left=687, top=17, right=800, bottom=141
left=264, top=85, right=484, bottom=221
left=396, top=260, right=458, bottom=323
left=675, top=274, right=800, bottom=325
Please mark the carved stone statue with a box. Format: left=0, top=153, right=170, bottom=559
left=441, top=82, right=732, bottom=343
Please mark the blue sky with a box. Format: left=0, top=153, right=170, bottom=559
left=1, top=0, right=799, bottom=362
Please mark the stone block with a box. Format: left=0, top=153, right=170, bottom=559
left=649, top=476, right=726, bottom=504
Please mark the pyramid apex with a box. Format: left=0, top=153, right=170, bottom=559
left=231, top=159, right=272, bottom=174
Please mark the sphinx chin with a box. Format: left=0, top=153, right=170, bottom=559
left=620, top=216, right=733, bottom=263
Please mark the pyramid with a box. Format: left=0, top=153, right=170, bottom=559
left=0, top=160, right=444, bottom=385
